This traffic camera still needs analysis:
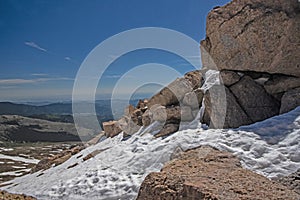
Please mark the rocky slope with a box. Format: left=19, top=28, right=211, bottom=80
left=102, top=0, right=300, bottom=137
left=137, top=146, right=300, bottom=200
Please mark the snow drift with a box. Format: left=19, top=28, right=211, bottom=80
left=2, top=107, right=300, bottom=200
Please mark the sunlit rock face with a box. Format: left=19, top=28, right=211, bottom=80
left=137, top=146, right=300, bottom=200
left=201, top=0, right=300, bottom=77
left=200, top=0, right=300, bottom=128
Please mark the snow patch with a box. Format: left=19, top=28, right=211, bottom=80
left=2, top=107, right=300, bottom=200
left=0, top=154, right=39, bottom=164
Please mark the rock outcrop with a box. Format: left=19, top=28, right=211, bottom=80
left=200, top=0, right=300, bottom=128
left=103, top=70, right=204, bottom=138
left=203, top=85, right=252, bottom=128
left=201, top=0, right=300, bottom=77
left=137, top=146, right=300, bottom=200
left=102, top=0, right=300, bottom=136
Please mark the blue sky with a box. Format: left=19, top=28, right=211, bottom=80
left=0, top=0, right=230, bottom=102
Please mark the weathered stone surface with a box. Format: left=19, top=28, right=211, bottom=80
left=151, top=105, right=168, bottom=122
left=264, top=76, right=300, bottom=94
left=150, top=105, right=194, bottom=123
left=102, top=120, right=122, bottom=137
left=201, top=0, right=300, bottom=77
left=280, top=87, right=300, bottom=114
left=230, top=76, right=279, bottom=122
left=182, top=88, right=204, bottom=109
left=184, top=70, right=203, bottom=89
left=278, top=169, right=300, bottom=194
left=148, top=78, right=193, bottom=108
left=220, top=70, right=240, bottom=86
left=154, top=123, right=179, bottom=138
left=118, top=116, right=140, bottom=135
left=137, top=146, right=300, bottom=200
left=203, top=85, right=252, bottom=128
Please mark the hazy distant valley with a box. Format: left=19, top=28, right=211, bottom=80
left=0, top=100, right=138, bottom=184
left=0, top=99, right=139, bottom=142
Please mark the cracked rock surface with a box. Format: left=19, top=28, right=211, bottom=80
left=201, top=0, right=300, bottom=77
left=137, top=146, right=300, bottom=200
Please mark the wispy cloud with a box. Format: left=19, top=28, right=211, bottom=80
left=31, top=73, right=48, bottom=76
left=36, top=77, right=74, bottom=82
left=64, top=56, right=71, bottom=61
left=0, top=79, right=36, bottom=84
left=24, top=41, right=47, bottom=52
left=0, top=77, right=73, bottom=85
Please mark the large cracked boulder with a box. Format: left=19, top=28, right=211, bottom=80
left=203, top=85, right=252, bottom=128
left=230, top=75, right=280, bottom=122
left=199, top=0, right=300, bottom=128
left=137, top=146, right=300, bottom=200
left=201, top=0, right=300, bottom=77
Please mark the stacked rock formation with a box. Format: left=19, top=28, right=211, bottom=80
left=201, top=0, right=300, bottom=128
left=102, top=0, right=300, bottom=137
left=103, top=70, right=204, bottom=138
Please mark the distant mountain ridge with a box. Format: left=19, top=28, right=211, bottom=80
left=0, top=99, right=139, bottom=118
left=0, top=102, right=72, bottom=116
